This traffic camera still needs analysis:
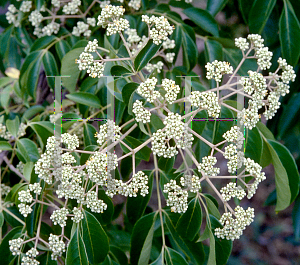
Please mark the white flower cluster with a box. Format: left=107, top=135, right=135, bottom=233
left=255, top=47, right=272, bottom=70
left=180, top=174, right=201, bottom=193
left=125, top=28, right=141, bottom=46
left=162, top=38, right=175, bottom=49
left=21, top=248, right=39, bottom=265
left=163, top=179, right=188, bottom=213
left=165, top=52, right=175, bottom=63
left=278, top=57, right=296, bottom=83
left=97, top=5, right=129, bottom=35
left=1, top=183, right=11, bottom=197
left=214, top=206, right=254, bottom=240
left=56, top=165, right=85, bottom=202
left=62, top=133, right=79, bottom=150
left=237, top=100, right=260, bottom=130
left=28, top=10, right=43, bottom=27
left=205, top=60, right=233, bottom=82
left=6, top=4, right=19, bottom=27
left=220, top=182, right=246, bottom=201
left=162, top=78, right=180, bottom=103
left=198, top=156, right=220, bottom=176
left=96, top=120, right=121, bottom=146
left=62, top=0, right=81, bottom=15
left=86, top=151, right=118, bottom=185
left=9, top=238, right=24, bottom=255
left=72, top=21, right=91, bottom=37
left=52, top=0, right=61, bottom=8
left=77, top=43, right=106, bottom=78
left=164, top=112, right=184, bottom=140
left=133, top=100, right=151, bottom=123
left=29, top=183, right=42, bottom=195
left=145, top=62, right=164, bottom=73
left=18, top=189, right=33, bottom=217
left=224, top=144, right=244, bottom=173
left=128, top=0, right=141, bottom=10
left=85, top=190, right=107, bottom=213
left=87, top=17, right=96, bottom=27
left=264, top=91, right=281, bottom=120
left=71, top=207, right=83, bottom=223
left=40, top=22, right=60, bottom=36
left=85, top=39, right=99, bottom=52
left=137, top=77, right=160, bottom=103
left=244, top=157, right=266, bottom=199
left=48, top=234, right=66, bottom=260
left=20, top=1, right=32, bottom=13
left=141, top=15, right=174, bottom=45
left=189, top=91, right=221, bottom=118
left=50, top=208, right=69, bottom=227
left=222, top=126, right=244, bottom=149
left=235, top=37, right=249, bottom=51
left=151, top=129, right=178, bottom=158
left=100, top=1, right=111, bottom=8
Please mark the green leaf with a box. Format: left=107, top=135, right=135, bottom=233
left=249, top=0, right=276, bottom=34
left=183, top=7, right=219, bottom=36
left=165, top=247, right=189, bottom=265
left=83, top=124, right=97, bottom=147
left=16, top=138, right=39, bottom=163
left=30, top=36, right=56, bottom=52
left=164, top=212, right=205, bottom=264
left=280, top=0, right=300, bottom=66
left=158, top=156, right=175, bottom=173
left=205, top=39, right=223, bottom=62
left=122, top=82, right=139, bottom=105
left=6, top=116, right=20, bottom=138
left=181, top=27, right=198, bottom=72
left=66, top=92, right=101, bottom=108
left=237, top=0, right=253, bottom=23
left=55, top=39, right=71, bottom=61
left=23, top=162, right=34, bottom=182
left=0, top=141, right=12, bottom=150
left=134, top=40, right=162, bottom=71
left=111, top=65, right=133, bottom=77
left=37, top=251, right=58, bottom=265
left=81, top=210, right=109, bottom=264
left=126, top=171, right=153, bottom=225
left=277, top=92, right=300, bottom=138
left=176, top=197, right=202, bottom=241
left=206, top=0, right=228, bottom=16
left=130, top=212, right=158, bottom=265
left=26, top=203, right=40, bottom=237
left=120, top=136, right=151, bottom=161
left=80, top=145, right=98, bottom=165
left=61, top=47, right=84, bottom=92
left=19, top=50, right=43, bottom=98
left=29, top=121, right=54, bottom=149
left=245, top=127, right=263, bottom=163
left=0, top=85, right=12, bottom=111
left=22, top=105, right=45, bottom=122
left=268, top=140, right=299, bottom=210
left=43, top=51, right=59, bottom=89
left=109, top=246, right=128, bottom=265
left=204, top=194, right=221, bottom=219
left=66, top=228, right=89, bottom=265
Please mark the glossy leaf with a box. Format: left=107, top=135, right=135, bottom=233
left=268, top=139, right=300, bottom=210
left=206, top=0, right=229, bottom=16
left=37, top=252, right=58, bottom=265
left=30, top=36, right=56, bottom=52
left=134, top=40, right=162, bottom=71
left=111, top=65, right=133, bottom=77
left=164, top=212, right=205, bottom=264
left=61, top=47, right=84, bottom=92
left=180, top=26, right=198, bottom=72
left=277, top=92, right=300, bottom=138
left=245, top=127, right=263, bottom=163
left=165, top=247, right=189, bottom=265
left=183, top=7, right=219, bottom=36
left=66, top=92, right=101, bottom=108
left=122, top=82, right=139, bottom=105
left=81, top=210, right=109, bottom=264
left=249, top=0, right=276, bottom=34
left=83, top=124, right=97, bottom=147
left=55, top=39, right=71, bottom=61
left=130, top=212, right=158, bottom=265
left=66, top=228, right=89, bottom=265
left=176, top=197, right=202, bottom=241
left=43, top=51, right=59, bottom=89
left=16, top=138, right=40, bottom=163
left=279, top=0, right=300, bottom=66
left=29, top=121, right=54, bottom=149
left=0, top=141, right=12, bottom=150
